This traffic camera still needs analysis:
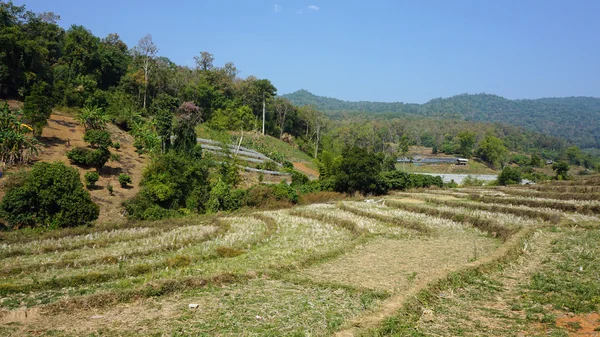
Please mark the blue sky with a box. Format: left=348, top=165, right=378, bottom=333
left=14, top=0, right=600, bottom=103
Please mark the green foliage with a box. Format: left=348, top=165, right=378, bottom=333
left=552, top=161, right=570, bottom=180
left=106, top=182, right=114, bottom=195
left=118, top=174, right=132, bottom=187
left=124, top=152, right=210, bottom=220
left=112, top=141, right=120, bottom=150
left=22, top=81, right=54, bottom=137
left=565, top=146, right=583, bottom=166
left=76, top=105, right=109, bottom=131
left=84, top=171, right=99, bottom=188
left=457, top=131, right=476, bottom=158
left=530, top=153, right=543, bottom=167
left=66, top=146, right=110, bottom=171
left=497, top=166, right=523, bottom=186
left=380, top=170, right=444, bottom=190
left=207, top=106, right=254, bottom=131
left=0, top=162, right=99, bottom=229
left=477, top=135, right=508, bottom=168
left=331, top=147, right=387, bottom=195
left=83, top=130, right=112, bottom=148
left=0, top=103, right=40, bottom=165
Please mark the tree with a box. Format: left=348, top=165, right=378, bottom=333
left=194, top=51, right=214, bottom=71
left=0, top=161, right=99, bottom=229
left=133, top=34, right=158, bottom=110
left=333, top=146, right=386, bottom=195
left=552, top=161, right=570, bottom=180
left=398, top=134, right=410, bottom=170
left=98, top=33, right=130, bottom=89
left=254, top=79, right=276, bottom=135
left=530, top=153, right=543, bottom=167
left=497, top=166, right=522, bottom=186
left=457, top=131, right=476, bottom=158
left=273, top=97, right=294, bottom=138
left=476, top=135, right=508, bottom=169
left=172, top=101, right=202, bottom=153
left=565, top=146, right=583, bottom=166
left=22, top=81, right=54, bottom=137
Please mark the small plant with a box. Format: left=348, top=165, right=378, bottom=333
left=107, top=183, right=114, bottom=195
left=84, top=171, right=99, bottom=189
left=118, top=173, right=132, bottom=187
left=113, top=142, right=121, bottom=151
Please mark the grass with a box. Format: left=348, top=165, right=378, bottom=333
left=3, top=177, right=600, bottom=335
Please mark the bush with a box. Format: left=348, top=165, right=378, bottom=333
left=84, top=171, right=100, bottom=188
left=0, top=162, right=99, bottom=229
left=113, top=142, right=121, bottom=150
left=125, top=152, right=210, bottom=220
left=118, top=174, right=132, bottom=187
left=497, top=166, right=523, bottom=185
left=83, top=130, right=112, bottom=148
left=66, top=146, right=111, bottom=170
left=380, top=170, right=443, bottom=190
left=107, top=183, right=114, bottom=195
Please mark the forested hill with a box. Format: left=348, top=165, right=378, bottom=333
left=282, top=90, right=600, bottom=149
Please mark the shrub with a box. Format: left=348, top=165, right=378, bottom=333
left=84, top=171, right=100, bottom=188
left=497, top=166, right=522, bottom=185
left=113, top=142, right=121, bottom=150
left=83, top=130, right=112, bottom=148
left=125, top=152, right=210, bottom=220
left=66, top=146, right=111, bottom=171
left=118, top=174, right=132, bottom=187
left=0, top=162, right=99, bottom=229
left=107, top=183, right=114, bottom=195
left=380, top=170, right=443, bottom=190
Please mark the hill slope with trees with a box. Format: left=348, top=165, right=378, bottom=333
left=282, top=90, right=600, bottom=149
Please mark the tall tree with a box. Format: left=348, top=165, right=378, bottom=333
left=254, top=79, right=276, bottom=135
left=194, top=51, right=214, bottom=71
left=457, top=131, right=476, bottom=158
left=273, top=97, right=293, bottom=138
left=133, top=34, right=158, bottom=110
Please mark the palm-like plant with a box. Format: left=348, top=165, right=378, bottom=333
left=0, top=103, right=40, bottom=165
left=76, top=105, right=110, bottom=131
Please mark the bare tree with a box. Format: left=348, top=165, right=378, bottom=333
left=133, top=34, right=158, bottom=110
left=274, top=97, right=293, bottom=138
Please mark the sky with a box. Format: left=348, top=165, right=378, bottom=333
left=13, top=0, right=600, bottom=103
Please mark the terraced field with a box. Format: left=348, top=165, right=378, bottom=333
left=2, top=177, right=600, bottom=336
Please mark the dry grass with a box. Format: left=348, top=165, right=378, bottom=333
left=301, top=233, right=499, bottom=293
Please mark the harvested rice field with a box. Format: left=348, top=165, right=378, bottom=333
left=2, top=177, right=600, bottom=336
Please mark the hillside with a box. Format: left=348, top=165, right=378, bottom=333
left=282, top=90, right=600, bottom=149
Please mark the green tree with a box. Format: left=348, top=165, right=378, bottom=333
left=552, top=161, right=570, bottom=180
left=476, top=135, right=508, bottom=168
left=0, top=162, right=99, bottom=229
left=456, top=131, right=476, bottom=158
left=497, top=166, right=522, bottom=186
left=22, top=81, right=54, bottom=137
left=530, top=153, right=543, bottom=167
left=332, top=146, right=386, bottom=195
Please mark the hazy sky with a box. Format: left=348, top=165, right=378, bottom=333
left=14, top=0, right=600, bottom=103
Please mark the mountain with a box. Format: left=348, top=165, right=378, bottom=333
left=282, top=90, right=600, bottom=149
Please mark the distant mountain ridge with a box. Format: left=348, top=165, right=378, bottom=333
left=282, top=90, right=600, bottom=149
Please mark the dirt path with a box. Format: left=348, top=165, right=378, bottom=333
left=293, top=162, right=319, bottom=179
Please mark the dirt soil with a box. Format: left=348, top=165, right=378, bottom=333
left=556, top=313, right=600, bottom=336
left=2, top=113, right=148, bottom=224
left=293, top=162, right=319, bottom=179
